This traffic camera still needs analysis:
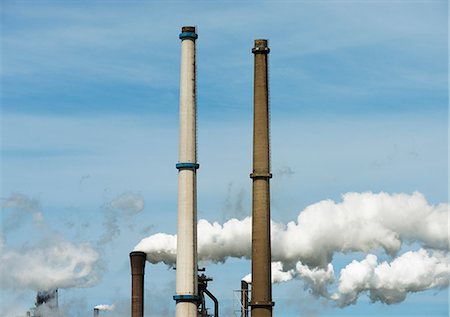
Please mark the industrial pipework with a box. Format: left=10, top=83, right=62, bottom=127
left=130, top=251, right=146, bottom=317
left=174, top=26, right=200, bottom=317
left=250, top=39, right=274, bottom=317
left=241, top=281, right=249, bottom=317
left=198, top=273, right=219, bottom=317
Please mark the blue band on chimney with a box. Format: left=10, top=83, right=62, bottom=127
left=179, top=32, right=198, bottom=40
left=173, top=294, right=200, bottom=302
left=176, top=162, right=200, bottom=170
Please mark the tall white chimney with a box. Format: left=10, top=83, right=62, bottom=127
left=173, top=26, right=199, bottom=317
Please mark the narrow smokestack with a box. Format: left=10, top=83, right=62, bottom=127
left=130, top=251, right=146, bottom=317
left=250, top=39, right=274, bottom=317
left=93, top=308, right=100, bottom=317
left=241, top=280, right=249, bottom=317
left=174, top=25, right=199, bottom=317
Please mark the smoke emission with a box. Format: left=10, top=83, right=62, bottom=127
left=98, top=192, right=145, bottom=245
left=0, top=194, right=101, bottom=291
left=332, top=248, right=449, bottom=306
left=0, top=241, right=100, bottom=290
left=109, top=192, right=144, bottom=215
left=95, top=304, right=115, bottom=311
left=2, top=193, right=45, bottom=233
left=134, top=191, right=449, bottom=305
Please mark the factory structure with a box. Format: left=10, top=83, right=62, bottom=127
left=129, top=26, right=274, bottom=317
left=19, top=25, right=274, bottom=317
left=19, top=290, right=58, bottom=317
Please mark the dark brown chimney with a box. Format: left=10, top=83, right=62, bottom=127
left=130, top=251, right=146, bottom=317
left=250, top=38, right=274, bottom=317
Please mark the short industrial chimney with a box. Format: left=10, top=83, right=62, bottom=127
left=130, top=251, right=146, bottom=317
left=173, top=26, right=200, bottom=317
left=93, top=308, right=100, bottom=317
left=250, top=39, right=274, bottom=317
left=241, top=280, right=249, bottom=317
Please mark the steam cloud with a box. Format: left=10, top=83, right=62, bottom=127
left=1, top=194, right=101, bottom=291
left=134, top=191, right=449, bottom=306
left=0, top=241, right=100, bottom=290
left=332, top=248, right=449, bottom=306
left=95, top=304, right=115, bottom=311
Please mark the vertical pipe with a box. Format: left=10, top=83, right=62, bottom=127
left=54, top=289, right=58, bottom=309
left=174, top=26, right=199, bottom=317
left=130, top=251, right=146, bottom=317
left=250, top=39, right=274, bottom=317
left=203, top=289, right=219, bottom=317
left=241, top=281, right=249, bottom=317
left=93, top=308, right=100, bottom=317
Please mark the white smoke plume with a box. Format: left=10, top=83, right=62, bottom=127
left=134, top=191, right=449, bottom=305
left=34, top=302, right=62, bottom=317
left=332, top=248, right=449, bottom=306
left=0, top=240, right=100, bottom=291
left=295, top=262, right=335, bottom=297
left=135, top=192, right=447, bottom=266
left=134, top=217, right=252, bottom=265
left=2, top=193, right=46, bottom=233
left=241, top=262, right=297, bottom=284
left=0, top=193, right=101, bottom=291
left=99, top=192, right=145, bottom=245
left=95, top=304, right=115, bottom=311
left=270, top=191, right=448, bottom=267
left=110, top=192, right=144, bottom=215
left=242, top=261, right=334, bottom=297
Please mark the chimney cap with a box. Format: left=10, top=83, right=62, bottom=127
left=181, top=26, right=196, bottom=33
left=130, top=251, right=146, bottom=274
left=130, top=251, right=147, bottom=258
left=252, top=39, right=270, bottom=54
left=180, top=26, right=198, bottom=40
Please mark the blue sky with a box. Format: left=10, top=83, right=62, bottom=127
left=0, top=1, right=448, bottom=317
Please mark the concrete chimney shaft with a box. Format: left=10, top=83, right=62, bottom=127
left=174, top=26, right=199, bottom=317
left=130, top=251, right=146, bottom=317
left=250, top=38, right=274, bottom=317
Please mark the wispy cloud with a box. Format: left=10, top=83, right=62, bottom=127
left=0, top=194, right=101, bottom=291
left=2, top=1, right=446, bottom=116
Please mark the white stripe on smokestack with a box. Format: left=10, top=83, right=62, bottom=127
left=174, top=26, right=199, bottom=317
